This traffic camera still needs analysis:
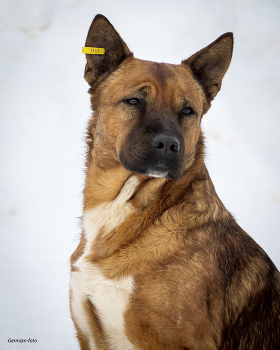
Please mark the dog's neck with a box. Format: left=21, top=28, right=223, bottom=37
left=81, top=132, right=226, bottom=264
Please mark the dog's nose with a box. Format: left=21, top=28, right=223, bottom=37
left=151, top=134, right=180, bottom=156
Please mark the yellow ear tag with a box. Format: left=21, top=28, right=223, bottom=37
left=82, top=47, right=105, bottom=55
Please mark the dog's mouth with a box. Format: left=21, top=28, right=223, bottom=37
left=144, top=162, right=174, bottom=179
left=146, top=167, right=183, bottom=180
left=120, top=152, right=184, bottom=180
left=145, top=169, right=169, bottom=179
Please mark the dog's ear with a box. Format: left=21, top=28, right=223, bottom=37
left=84, top=14, right=132, bottom=86
left=183, top=33, right=233, bottom=106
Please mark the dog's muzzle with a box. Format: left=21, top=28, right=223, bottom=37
left=120, top=130, right=185, bottom=180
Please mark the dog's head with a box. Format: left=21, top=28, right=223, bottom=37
left=84, top=15, right=233, bottom=180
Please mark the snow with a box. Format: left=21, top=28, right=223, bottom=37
left=0, top=0, right=279, bottom=348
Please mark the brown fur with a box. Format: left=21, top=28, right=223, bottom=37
left=70, top=14, right=280, bottom=350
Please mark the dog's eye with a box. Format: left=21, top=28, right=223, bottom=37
left=126, top=98, right=140, bottom=106
left=181, top=107, right=194, bottom=116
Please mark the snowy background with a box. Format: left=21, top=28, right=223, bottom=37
left=0, top=0, right=279, bottom=348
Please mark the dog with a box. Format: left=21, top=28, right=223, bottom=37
left=70, top=14, right=280, bottom=350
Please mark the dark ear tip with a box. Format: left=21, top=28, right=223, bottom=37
left=220, top=32, right=234, bottom=45
left=93, top=14, right=111, bottom=23
left=87, top=14, right=113, bottom=33
left=222, top=32, right=233, bottom=37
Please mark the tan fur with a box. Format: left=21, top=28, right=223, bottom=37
left=70, top=15, right=280, bottom=350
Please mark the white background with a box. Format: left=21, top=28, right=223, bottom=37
left=0, top=0, right=279, bottom=348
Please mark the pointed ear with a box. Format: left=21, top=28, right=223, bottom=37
left=183, top=33, right=233, bottom=104
left=84, top=14, right=133, bottom=86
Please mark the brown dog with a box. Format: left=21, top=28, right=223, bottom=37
left=70, top=14, right=280, bottom=350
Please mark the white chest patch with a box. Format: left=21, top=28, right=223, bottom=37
left=70, top=176, right=139, bottom=350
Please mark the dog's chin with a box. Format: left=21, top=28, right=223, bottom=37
left=146, top=169, right=183, bottom=180
left=145, top=169, right=170, bottom=179
left=119, top=153, right=183, bottom=180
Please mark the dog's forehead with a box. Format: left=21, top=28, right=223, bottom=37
left=103, top=57, right=204, bottom=108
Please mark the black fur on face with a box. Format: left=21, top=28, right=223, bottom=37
left=119, top=112, right=185, bottom=180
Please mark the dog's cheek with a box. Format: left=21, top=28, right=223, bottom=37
left=182, top=118, right=202, bottom=165
left=114, top=111, right=138, bottom=152
left=115, top=134, right=128, bottom=161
